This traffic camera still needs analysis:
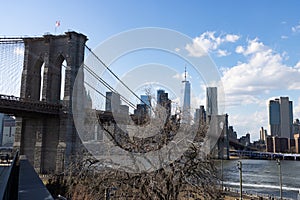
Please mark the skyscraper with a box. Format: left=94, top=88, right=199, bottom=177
left=157, top=89, right=165, bottom=105
left=141, top=95, right=151, bottom=108
left=194, top=105, right=206, bottom=124
left=293, top=119, right=300, bottom=135
left=182, top=67, right=191, bottom=123
left=156, top=89, right=171, bottom=119
left=2, top=115, right=15, bottom=147
left=269, top=97, right=293, bottom=138
left=141, top=94, right=151, bottom=116
left=105, top=91, right=121, bottom=112
left=269, top=99, right=280, bottom=136
left=260, top=127, right=267, bottom=142
left=206, top=87, right=218, bottom=118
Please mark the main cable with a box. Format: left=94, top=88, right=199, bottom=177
left=61, top=62, right=136, bottom=110
left=85, top=45, right=153, bottom=111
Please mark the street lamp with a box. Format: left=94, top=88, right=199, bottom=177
left=237, top=161, right=242, bottom=200
left=105, top=187, right=118, bottom=200
left=57, top=194, right=67, bottom=200
left=276, top=159, right=283, bottom=200
left=221, top=157, right=224, bottom=191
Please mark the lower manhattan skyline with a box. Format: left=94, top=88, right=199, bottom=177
left=1, top=0, right=300, bottom=142
left=2, top=1, right=300, bottom=199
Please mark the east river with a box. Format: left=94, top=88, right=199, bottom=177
left=217, top=159, right=300, bottom=199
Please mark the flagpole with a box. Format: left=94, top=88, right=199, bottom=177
left=55, top=21, right=60, bottom=35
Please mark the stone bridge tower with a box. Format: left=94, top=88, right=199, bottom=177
left=13, top=32, right=87, bottom=174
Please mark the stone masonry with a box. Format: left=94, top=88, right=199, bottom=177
left=13, top=32, right=87, bottom=174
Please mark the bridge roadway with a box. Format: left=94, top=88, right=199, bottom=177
left=0, top=95, right=121, bottom=119
left=228, top=138, right=258, bottom=151
left=0, top=94, right=62, bottom=116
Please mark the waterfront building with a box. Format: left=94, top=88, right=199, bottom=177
left=260, top=127, right=267, bottom=142
left=141, top=95, right=151, bottom=107
left=239, top=133, right=250, bottom=146
left=157, top=89, right=165, bottom=105
left=293, top=119, right=300, bottom=134
left=269, top=99, right=280, bottom=136
left=228, top=126, right=237, bottom=142
left=105, top=91, right=121, bottom=113
left=289, top=138, right=296, bottom=153
left=206, top=87, right=218, bottom=121
left=1, top=115, right=15, bottom=147
left=269, top=97, right=293, bottom=139
left=134, top=104, right=148, bottom=116
left=251, top=140, right=266, bottom=151
left=194, top=105, right=206, bottom=124
left=120, top=105, right=129, bottom=115
left=133, top=104, right=149, bottom=124
left=141, top=95, right=151, bottom=116
left=266, top=135, right=290, bottom=153
left=266, top=136, right=273, bottom=152
left=277, top=137, right=289, bottom=153
left=156, top=89, right=171, bottom=119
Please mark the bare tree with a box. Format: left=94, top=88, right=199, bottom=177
left=54, top=122, right=221, bottom=199
left=51, top=88, right=222, bottom=200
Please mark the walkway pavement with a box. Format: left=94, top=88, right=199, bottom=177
left=18, top=155, right=54, bottom=200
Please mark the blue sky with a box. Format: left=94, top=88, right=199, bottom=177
left=1, top=0, right=300, bottom=141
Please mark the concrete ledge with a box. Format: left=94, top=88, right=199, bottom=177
left=18, top=155, right=54, bottom=200
left=0, top=163, right=12, bottom=199
left=0, top=151, right=18, bottom=200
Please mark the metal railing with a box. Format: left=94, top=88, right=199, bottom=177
left=0, top=94, right=63, bottom=115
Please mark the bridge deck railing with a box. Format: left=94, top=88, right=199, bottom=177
left=0, top=94, right=63, bottom=115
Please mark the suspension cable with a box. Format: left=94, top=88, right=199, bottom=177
left=83, top=64, right=136, bottom=109
left=61, top=63, right=136, bottom=110
left=85, top=45, right=153, bottom=110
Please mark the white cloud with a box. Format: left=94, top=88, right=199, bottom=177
left=292, top=24, right=300, bottom=33
left=225, top=94, right=261, bottom=108
left=295, top=61, right=300, bottom=69
left=217, top=49, right=230, bottom=57
left=185, top=31, right=240, bottom=57
left=222, top=38, right=300, bottom=106
left=281, top=35, right=288, bottom=39
left=225, top=34, right=240, bottom=42
left=235, top=38, right=266, bottom=55
left=235, top=45, right=244, bottom=54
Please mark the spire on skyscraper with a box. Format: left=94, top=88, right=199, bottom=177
left=182, top=65, right=187, bottom=83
